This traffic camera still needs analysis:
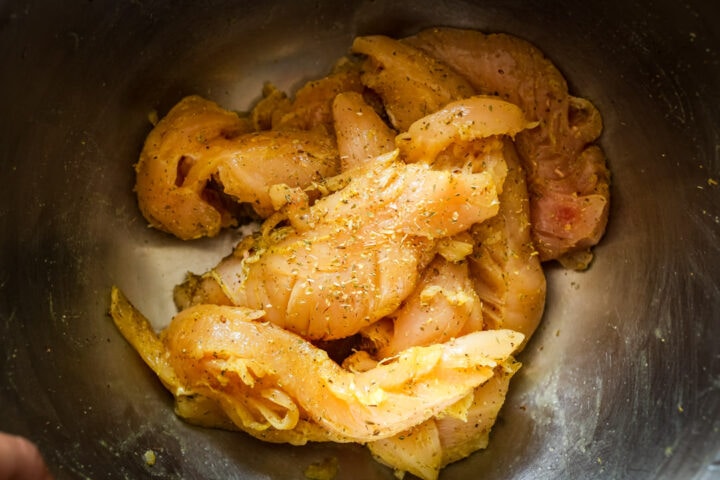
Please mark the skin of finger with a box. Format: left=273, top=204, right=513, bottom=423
left=0, top=432, right=53, bottom=480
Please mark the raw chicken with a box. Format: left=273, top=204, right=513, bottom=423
left=368, top=364, right=517, bottom=480
left=117, top=26, right=612, bottom=480
left=175, top=96, right=532, bottom=340
left=396, top=95, right=534, bottom=166
left=404, top=27, right=610, bottom=267
left=135, top=96, right=339, bottom=239
left=372, top=255, right=485, bottom=359
left=470, top=139, right=547, bottom=346
left=332, top=91, right=396, bottom=171
left=363, top=141, right=546, bottom=358
left=335, top=137, right=543, bottom=480
left=110, top=287, right=524, bottom=445
left=255, top=65, right=364, bottom=132
left=181, top=152, right=501, bottom=340
left=351, top=35, right=475, bottom=131
left=359, top=144, right=544, bottom=480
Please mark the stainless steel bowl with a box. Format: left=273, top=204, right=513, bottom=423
left=1, top=1, right=719, bottom=478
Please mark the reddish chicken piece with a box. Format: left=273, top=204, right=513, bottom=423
left=405, top=27, right=609, bottom=267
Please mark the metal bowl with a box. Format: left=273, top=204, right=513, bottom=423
left=1, top=1, right=719, bottom=478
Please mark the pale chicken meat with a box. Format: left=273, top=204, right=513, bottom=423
left=332, top=91, right=396, bottom=171
left=403, top=27, right=610, bottom=267
left=116, top=26, right=612, bottom=480
left=359, top=144, right=544, bottom=480
left=175, top=96, right=532, bottom=340
left=254, top=65, right=364, bottom=132
left=135, top=95, right=339, bottom=239
left=396, top=95, right=534, bottom=166
left=359, top=141, right=546, bottom=357
left=368, top=364, right=517, bottom=480
left=110, top=287, right=523, bottom=445
left=370, top=255, right=485, bottom=359
left=180, top=152, right=501, bottom=340
left=351, top=35, right=475, bottom=131
left=470, top=139, right=547, bottom=346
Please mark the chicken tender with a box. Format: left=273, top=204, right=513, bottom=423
left=352, top=35, right=475, bottom=131
left=116, top=25, right=612, bottom=480
left=135, top=96, right=339, bottom=239
left=404, top=27, right=610, bottom=267
left=186, top=153, right=501, bottom=340
left=470, top=139, right=547, bottom=346
left=332, top=91, right=396, bottom=171
left=110, top=287, right=523, bottom=445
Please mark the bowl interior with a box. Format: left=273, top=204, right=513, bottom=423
left=1, top=1, right=719, bottom=479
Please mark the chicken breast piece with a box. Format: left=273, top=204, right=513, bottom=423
left=372, top=255, right=484, bottom=359
left=405, top=27, right=610, bottom=267
left=200, top=153, right=500, bottom=340
left=332, top=91, right=396, bottom=171
left=470, top=139, right=547, bottom=347
left=135, top=96, right=340, bottom=239
left=110, top=287, right=524, bottom=445
left=367, top=364, right=518, bottom=480
left=271, top=65, right=364, bottom=132
left=351, top=35, right=475, bottom=131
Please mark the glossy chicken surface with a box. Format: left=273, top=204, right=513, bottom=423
left=115, top=27, right=610, bottom=480
left=111, top=287, right=522, bottom=446
left=405, top=27, right=610, bottom=267
left=135, top=96, right=339, bottom=239
left=202, top=155, right=501, bottom=340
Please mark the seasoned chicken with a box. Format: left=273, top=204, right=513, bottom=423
left=470, top=139, right=547, bottom=346
left=396, top=95, right=533, bottom=166
left=370, top=255, right=484, bottom=359
left=175, top=96, right=532, bottom=340
left=181, top=152, right=500, bottom=340
left=357, top=140, right=545, bottom=353
left=332, top=91, right=396, bottom=171
left=358, top=145, right=544, bottom=480
left=265, top=65, right=364, bottom=132
left=351, top=35, right=475, bottom=131
left=117, top=26, right=612, bottom=480
left=368, top=364, right=517, bottom=480
left=404, top=27, right=610, bottom=267
left=110, top=287, right=523, bottom=445
left=135, top=96, right=339, bottom=239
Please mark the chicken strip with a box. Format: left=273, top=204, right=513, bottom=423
left=189, top=152, right=500, bottom=340
left=371, top=255, right=484, bottom=359
left=332, top=91, right=396, bottom=171
left=367, top=364, right=517, bottom=480
left=269, top=65, right=364, bottom=132
left=351, top=35, right=475, bottom=131
left=470, top=139, right=547, bottom=347
left=110, top=287, right=524, bottom=445
left=405, top=27, right=610, bottom=267
left=135, top=95, right=339, bottom=239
